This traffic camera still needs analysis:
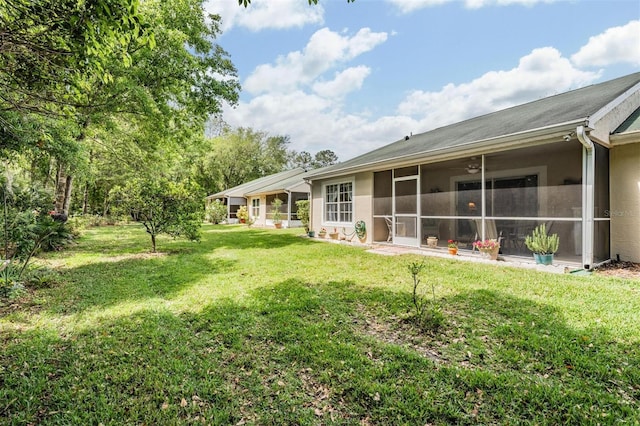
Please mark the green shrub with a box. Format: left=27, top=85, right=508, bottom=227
left=206, top=199, right=227, bottom=224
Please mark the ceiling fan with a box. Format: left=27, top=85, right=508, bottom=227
left=450, top=157, right=483, bottom=174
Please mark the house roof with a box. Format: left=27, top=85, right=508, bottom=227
left=614, top=106, right=640, bottom=133
left=309, top=72, right=640, bottom=180
left=206, top=168, right=309, bottom=200
left=244, top=170, right=311, bottom=196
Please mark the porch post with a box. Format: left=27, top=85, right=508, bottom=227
left=578, top=126, right=595, bottom=269
left=287, top=191, right=292, bottom=228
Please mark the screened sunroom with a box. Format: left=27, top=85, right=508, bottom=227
left=372, top=140, right=610, bottom=267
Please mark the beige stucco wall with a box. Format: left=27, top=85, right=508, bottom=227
left=310, top=172, right=374, bottom=243
left=610, top=142, right=640, bottom=262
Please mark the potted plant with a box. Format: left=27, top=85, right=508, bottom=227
left=236, top=205, right=249, bottom=224
left=473, top=239, right=500, bottom=260
left=271, top=198, right=283, bottom=229
left=329, top=227, right=339, bottom=239
left=318, top=227, right=327, bottom=238
left=524, top=224, right=559, bottom=265
left=447, top=239, right=458, bottom=255
left=295, top=200, right=311, bottom=236
left=426, top=236, right=438, bottom=248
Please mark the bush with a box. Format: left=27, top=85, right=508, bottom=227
left=206, top=199, right=227, bottom=224
left=296, top=199, right=310, bottom=232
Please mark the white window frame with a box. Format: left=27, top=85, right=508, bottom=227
left=251, top=198, right=260, bottom=219
left=323, top=179, right=354, bottom=225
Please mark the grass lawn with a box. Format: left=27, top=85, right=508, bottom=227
left=1, top=224, right=639, bottom=425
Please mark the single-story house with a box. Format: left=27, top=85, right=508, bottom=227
left=307, top=72, right=640, bottom=268
left=206, top=168, right=311, bottom=228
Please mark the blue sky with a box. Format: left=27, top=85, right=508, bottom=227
left=206, top=0, right=640, bottom=161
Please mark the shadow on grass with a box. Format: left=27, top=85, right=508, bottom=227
left=2, top=279, right=638, bottom=425
left=37, top=225, right=314, bottom=315
left=44, top=254, right=236, bottom=315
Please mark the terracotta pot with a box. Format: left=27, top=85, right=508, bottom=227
left=448, top=247, right=458, bottom=255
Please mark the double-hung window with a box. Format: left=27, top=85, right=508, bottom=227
left=324, top=182, right=353, bottom=223
left=251, top=199, right=260, bottom=218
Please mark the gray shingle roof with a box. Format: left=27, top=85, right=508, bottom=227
left=310, top=72, right=640, bottom=180
left=207, top=168, right=306, bottom=199
left=244, top=170, right=311, bottom=196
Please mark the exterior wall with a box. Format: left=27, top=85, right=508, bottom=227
left=310, top=171, right=374, bottom=243
left=610, top=142, right=640, bottom=262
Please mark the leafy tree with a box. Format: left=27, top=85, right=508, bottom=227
left=110, top=178, right=204, bottom=252
left=48, top=0, right=240, bottom=216
left=195, top=128, right=290, bottom=194
left=0, top=0, right=153, bottom=116
left=290, top=151, right=313, bottom=170
left=1, top=169, right=73, bottom=293
left=289, top=149, right=339, bottom=170
left=313, top=150, right=339, bottom=168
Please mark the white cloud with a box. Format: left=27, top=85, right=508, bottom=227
left=223, top=92, right=417, bottom=159
left=244, top=27, right=388, bottom=95
left=386, top=0, right=556, bottom=13
left=224, top=46, right=602, bottom=159
left=571, top=20, right=640, bottom=67
left=204, top=0, right=324, bottom=32
left=398, top=47, right=600, bottom=130
left=312, top=66, right=371, bottom=98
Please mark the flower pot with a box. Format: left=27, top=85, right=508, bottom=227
left=448, top=247, right=458, bottom=255
left=318, top=232, right=326, bottom=238
left=274, top=223, right=282, bottom=229
left=480, top=247, right=499, bottom=260
left=329, top=232, right=339, bottom=240
left=426, top=236, right=438, bottom=248
left=307, top=231, right=315, bottom=237
left=534, top=253, right=554, bottom=265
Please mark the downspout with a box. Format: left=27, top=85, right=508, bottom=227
left=576, top=125, right=594, bottom=269
left=286, top=190, right=292, bottom=229
left=480, top=154, right=486, bottom=240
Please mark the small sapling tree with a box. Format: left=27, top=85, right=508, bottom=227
left=112, top=178, right=204, bottom=252
left=407, top=260, right=444, bottom=331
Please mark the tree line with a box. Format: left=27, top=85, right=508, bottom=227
left=0, top=0, right=338, bottom=278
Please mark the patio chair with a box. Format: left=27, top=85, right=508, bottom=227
left=473, top=219, right=504, bottom=251
left=384, top=216, right=393, bottom=242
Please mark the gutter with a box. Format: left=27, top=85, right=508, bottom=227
left=307, top=120, right=587, bottom=181
left=576, top=125, right=595, bottom=269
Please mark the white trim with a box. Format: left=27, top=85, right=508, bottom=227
left=321, top=177, right=355, bottom=226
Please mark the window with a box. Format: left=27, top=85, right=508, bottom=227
left=251, top=199, right=260, bottom=218
left=325, top=182, right=353, bottom=223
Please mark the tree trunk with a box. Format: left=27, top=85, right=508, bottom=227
left=54, top=163, right=66, bottom=213
left=82, top=182, right=89, bottom=215
left=151, top=233, right=156, bottom=253
left=103, top=188, right=110, bottom=216
left=63, top=175, right=73, bottom=215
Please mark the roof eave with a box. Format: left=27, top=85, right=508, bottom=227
left=307, top=119, right=587, bottom=181
left=610, top=130, right=640, bottom=146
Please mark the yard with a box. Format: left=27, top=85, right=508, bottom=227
left=1, top=225, right=639, bottom=424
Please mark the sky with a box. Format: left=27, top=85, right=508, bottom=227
left=205, top=0, right=640, bottom=161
